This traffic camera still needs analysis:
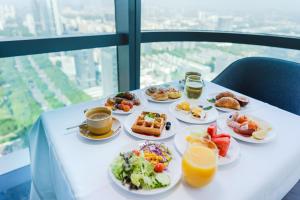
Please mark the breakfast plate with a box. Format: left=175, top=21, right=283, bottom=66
left=169, top=100, right=218, bottom=124
left=109, top=141, right=181, bottom=195
left=217, top=112, right=275, bottom=144
left=79, top=117, right=121, bottom=141
left=124, top=109, right=180, bottom=140
left=144, top=86, right=183, bottom=103
left=207, top=92, right=252, bottom=112
left=104, top=91, right=142, bottom=115
left=174, top=125, right=240, bottom=165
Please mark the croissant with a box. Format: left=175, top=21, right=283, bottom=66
left=216, top=91, right=236, bottom=100
left=215, top=97, right=240, bottom=110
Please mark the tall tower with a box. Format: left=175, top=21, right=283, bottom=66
left=101, top=48, right=118, bottom=96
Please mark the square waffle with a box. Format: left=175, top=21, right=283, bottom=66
left=131, top=112, right=167, bottom=137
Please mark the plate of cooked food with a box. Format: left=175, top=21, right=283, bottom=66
left=169, top=101, right=219, bottom=124
left=105, top=91, right=141, bottom=114
left=109, top=141, right=181, bottom=195
left=207, top=91, right=250, bottom=112
left=174, top=124, right=240, bottom=166
left=217, top=112, right=275, bottom=143
left=144, top=86, right=182, bottom=103
left=124, top=110, right=180, bottom=140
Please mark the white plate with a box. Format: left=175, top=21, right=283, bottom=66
left=78, top=117, right=121, bottom=141
left=174, top=125, right=240, bottom=166
left=104, top=92, right=143, bottom=115
left=217, top=113, right=276, bottom=144
left=207, top=92, right=252, bottom=112
left=143, top=87, right=183, bottom=103
left=124, top=109, right=180, bottom=140
left=109, top=141, right=181, bottom=195
left=169, top=101, right=218, bottom=124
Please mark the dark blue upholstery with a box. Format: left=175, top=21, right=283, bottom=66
left=212, top=57, right=300, bottom=115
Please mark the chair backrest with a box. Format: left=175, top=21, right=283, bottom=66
left=212, top=57, right=300, bottom=115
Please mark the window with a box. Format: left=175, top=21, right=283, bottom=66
left=0, top=47, right=118, bottom=156
left=0, top=0, right=115, bottom=40
left=142, top=0, right=300, bottom=37
left=140, top=42, right=300, bottom=88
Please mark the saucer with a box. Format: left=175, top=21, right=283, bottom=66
left=79, top=117, right=121, bottom=141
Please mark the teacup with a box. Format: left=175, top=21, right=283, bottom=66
left=85, top=107, right=113, bottom=135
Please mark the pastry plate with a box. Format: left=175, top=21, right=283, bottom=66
left=207, top=92, right=253, bottom=112
left=217, top=113, right=276, bottom=144
left=79, top=117, right=121, bottom=141
left=124, top=109, right=180, bottom=140
left=109, top=141, right=181, bottom=195
left=169, top=101, right=219, bottom=124
left=143, top=87, right=183, bottom=103
left=174, top=125, right=240, bottom=166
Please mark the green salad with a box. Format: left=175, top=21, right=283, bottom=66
left=111, top=151, right=170, bottom=190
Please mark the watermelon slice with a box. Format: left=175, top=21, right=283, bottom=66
left=211, top=137, right=231, bottom=157
left=207, top=124, right=217, bottom=138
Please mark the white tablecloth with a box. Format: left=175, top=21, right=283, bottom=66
left=29, top=82, right=300, bottom=200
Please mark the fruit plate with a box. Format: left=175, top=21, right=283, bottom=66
left=169, top=101, right=219, bottom=124
left=207, top=92, right=253, bottom=113
left=217, top=113, right=276, bottom=144
left=124, top=109, right=180, bottom=140
left=174, top=125, right=240, bottom=166
left=109, top=141, right=181, bottom=195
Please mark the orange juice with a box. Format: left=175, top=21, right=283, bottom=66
left=182, top=144, right=217, bottom=187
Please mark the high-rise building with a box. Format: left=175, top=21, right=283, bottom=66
left=31, top=0, right=62, bottom=35
left=74, top=49, right=97, bottom=89
left=101, top=48, right=118, bottom=96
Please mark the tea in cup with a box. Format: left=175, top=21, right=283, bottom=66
left=85, top=107, right=113, bottom=135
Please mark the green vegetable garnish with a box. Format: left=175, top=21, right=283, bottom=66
left=207, top=98, right=216, bottom=103
left=203, top=106, right=213, bottom=110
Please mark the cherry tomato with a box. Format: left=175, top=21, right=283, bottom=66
left=154, top=163, right=165, bottom=173
left=132, top=150, right=140, bottom=156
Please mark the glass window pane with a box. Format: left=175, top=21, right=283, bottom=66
left=0, top=0, right=115, bottom=39
left=141, top=0, right=300, bottom=37
left=0, top=47, right=118, bottom=155
left=140, top=42, right=300, bottom=88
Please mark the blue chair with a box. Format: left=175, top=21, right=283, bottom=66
left=212, top=57, right=300, bottom=115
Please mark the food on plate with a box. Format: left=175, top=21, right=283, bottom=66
left=152, top=89, right=169, bottom=101
left=146, top=87, right=158, bottom=96
left=175, top=101, right=210, bottom=120
left=216, top=91, right=235, bottom=100
left=176, top=101, right=191, bottom=112
left=105, top=92, right=140, bottom=112
left=208, top=91, right=250, bottom=110
left=131, top=112, right=168, bottom=137
left=111, top=142, right=172, bottom=190
left=227, top=112, right=271, bottom=140
left=191, top=107, right=204, bottom=119
left=215, top=97, right=241, bottom=110
left=167, top=88, right=182, bottom=99
left=186, top=124, right=231, bottom=157
left=146, top=86, right=182, bottom=101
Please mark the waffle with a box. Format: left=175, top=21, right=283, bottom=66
left=131, top=112, right=167, bottom=137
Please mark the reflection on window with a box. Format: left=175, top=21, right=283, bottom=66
left=142, top=0, right=300, bottom=37
left=0, top=0, right=115, bottom=39
left=140, top=42, right=300, bottom=88
left=0, top=48, right=118, bottom=156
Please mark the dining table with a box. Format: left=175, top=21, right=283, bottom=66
left=28, top=81, right=300, bottom=200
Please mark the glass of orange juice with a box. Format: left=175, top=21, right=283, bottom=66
left=182, top=138, right=218, bottom=188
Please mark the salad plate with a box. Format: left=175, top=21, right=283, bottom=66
left=169, top=100, right=218, bottom=124
left=109, top=141, right=181, bottom=195
left=124, top=109, right=180, bottom=140
left=174, top=125, right=240, bottom=166
left=217, top=112, right=275, bottom=144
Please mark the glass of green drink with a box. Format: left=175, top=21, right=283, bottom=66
left=185, top=74, right=204, bottom=101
